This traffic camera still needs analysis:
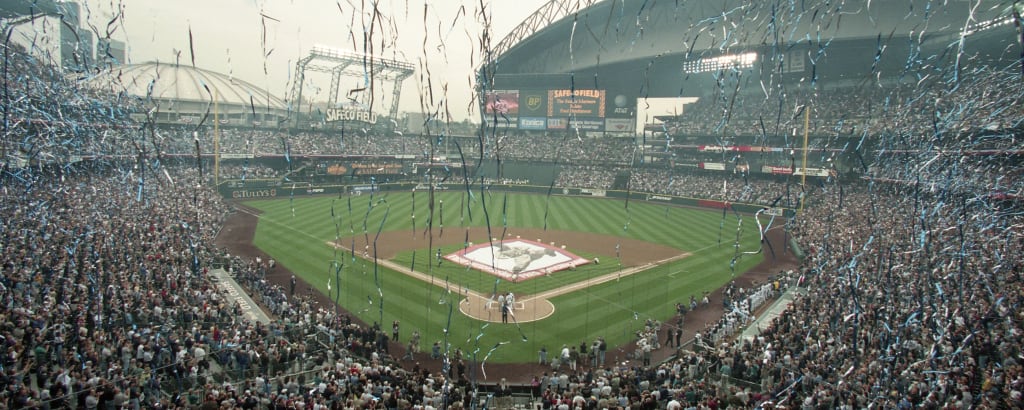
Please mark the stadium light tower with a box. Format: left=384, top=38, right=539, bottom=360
left=288, top=45, right=414, bottom=129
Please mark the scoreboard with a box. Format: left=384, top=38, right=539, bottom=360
left=483, top=88, right=635, bottom=133
left=547, top=89, right=606, bottom=117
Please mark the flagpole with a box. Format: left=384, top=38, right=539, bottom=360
left=214, top=89, right=220, bottom=187
left=799, top=106, right=810, bottom=213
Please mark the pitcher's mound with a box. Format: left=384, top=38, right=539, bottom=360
left=459, top=296, right=555, bottom=323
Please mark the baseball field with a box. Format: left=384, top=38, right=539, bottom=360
left=243, top=189, right=769, bottom=364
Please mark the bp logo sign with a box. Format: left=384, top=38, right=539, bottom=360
left=526, top=95, right=542, bottom=110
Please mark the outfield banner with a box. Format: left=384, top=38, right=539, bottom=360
left=568, top=117, right=605, bottom=131
left=223, top=179, right=281, bottom=189
left=328, top=164, right=353, bottom=175
left=230, top=189, right=278, bottom=199
left=699, top=145, right=782, bottom=153
left=797, top=167, right=832, bottom=177
left=518, top=117, right=547, bottom=130
left=699, top=145, right=727, bottom=153
left=220, top=153, right=255, bottom=159
left=485, top=90, right=519, bottom=115
left=548, top=89, right=606, bottom=117
left=580, top=188, right=606, bottom=197
left=761, top=165, right=830, bottom=176
left=762, top=165, right=794, bottom=175
left=697, top=199, right=729, bottom=209
left=547, top=117, right=568, bottom=130
left=699, top=162, right=726, bottom=171
left=605, top=118, right=634, bottom=133
left=518, top=90, right=547, bottom=116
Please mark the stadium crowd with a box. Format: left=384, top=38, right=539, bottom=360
left=6, top=158, right=1019, bottom=409
left=146, top=127, right=637, bottom=166
left=628, top=170, right=787, bottom=206
left=2, top=26, right=1023, bottom=410
left=555, top=166, right=623, bottom=190
left=653, top=87, right=890, bottom=139
left=0, top=166, right=490, bottom=409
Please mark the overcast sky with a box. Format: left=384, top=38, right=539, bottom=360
left=70, top=0, right=552, bottom=121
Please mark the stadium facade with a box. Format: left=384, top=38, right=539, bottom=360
left=482, top=0, right=1018, bottom=132
left=478, top=0, right=1021, bottom=184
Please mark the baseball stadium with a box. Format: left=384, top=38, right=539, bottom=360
left=1, top=0, right=1022, bottom=408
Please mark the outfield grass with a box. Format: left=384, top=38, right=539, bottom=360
left=246, top=189, right=766, bottom=363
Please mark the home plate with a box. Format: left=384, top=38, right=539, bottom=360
left=443, top=239, right=590, bottom=282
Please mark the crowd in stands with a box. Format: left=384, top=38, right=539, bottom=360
left=653, top=86, right=891, bottom=139
left=629, top=169, right=790, bottom=206
left=0, top=167, right=232, bottom=408
left=0, top=155, right=819, bottom=409
left=0, top=165, right=497, bottom=409
left=555, top=165, right=623, bottom=189
left=491, top=133, right=635, bottom=165
left=218, top=164, right=282, bottom=180
left=144, top=127, right=637, bottom=166
left=3, top=28, right=1023, bottom=410
left=521, top=179, right=1023, bottom=409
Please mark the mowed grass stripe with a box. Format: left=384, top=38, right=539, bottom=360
left=551, top=196, right=599, bottom=235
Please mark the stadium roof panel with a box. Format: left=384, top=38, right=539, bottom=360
left=492, top=0, right=1014, bottom=76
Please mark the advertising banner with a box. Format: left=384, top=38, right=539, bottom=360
left=219, top=153, right=255, bottom=159
left=605, top=118, right=634, bottom=133
left=547, top=117, right=568, bottom=130
left=230, top=189, right=278, bottom=199
left=483, top=115, right=518, bottom=128
left=548, top=89, right=606, bottom=117
left=797, top=167, right=832, bottom=177
left=607, top=94, right=636, bottom=118
left=761, top=165, right=830, bottom=176
left=698, top=145, right=783, bottom=153
left=518, top=117, right=547, bottom=130
left=568, top=117, right=605, bottom=131
left=699, top=162, right=726, bottom=171
left=699, top=145, right=728, bottom=152
left=762, top=165, right=794, bottom=175
left=697, top=199, right=729, bottom=209
left=518, top=90, right=547, bottom=116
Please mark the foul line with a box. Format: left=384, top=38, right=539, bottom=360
left=521, top=252, right=692, bottom=303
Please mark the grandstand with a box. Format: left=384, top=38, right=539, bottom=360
left=0, top=0, right=1022, bottom=409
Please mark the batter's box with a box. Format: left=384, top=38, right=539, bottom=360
left=444, top=239, right=590, bottom=282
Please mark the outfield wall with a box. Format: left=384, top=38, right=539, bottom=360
left=219, top=181, right=797, bottom=217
